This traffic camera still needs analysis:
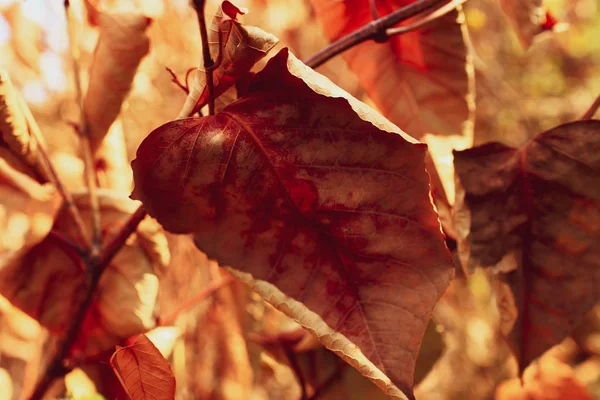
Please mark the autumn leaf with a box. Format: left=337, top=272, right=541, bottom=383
left=309, top=0, right=474, bottom=139
left=110, top=334, right=176, bottom=400
left=0, top=70, right=47, bottom=178
left=83, top=2, right=152, bottom=150
left=132, top=48, right=454, bottom=399
left=453, top=120, right=600, bottom=372
left=499, top=0, right=557, bottom=48
left=0, top=152, right=59, bottom=270
left=0, top=190, right=170, bottom=356
left=177, top=0, right=279, bottom=118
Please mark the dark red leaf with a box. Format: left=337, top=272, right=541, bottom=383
left=131, top=48, right=454, bottom=399
left=453, top=120, right=600, bottom=371
left=110, top=334, right=176, bottom=400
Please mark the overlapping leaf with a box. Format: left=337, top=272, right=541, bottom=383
left=132, top=48, right=454, bottom=399
left=0, top=70, right=47, bottom=178
left=0, top=152, right=59, bottom=270
left=110, top=334, right=176, bottom=400
left=177, top=0, right=279, bottom=118
left=309, top=0, right=474, bottom=139
left=0, top=190, right=170, bottom=356
left=453, top=120, right=600, bottom=371
left=83, top=1, right=152, bottom=149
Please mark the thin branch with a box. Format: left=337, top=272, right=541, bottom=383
left=65, top=0, right=102, bottom=258
left=47, top=230, right=86, bottom=270
left=386, top=0, right=468, bottom=36
left=165, top=67, right=190, bottom=94
left=369, top=0, right=380, bottom=20
left=192, top=0, right=215, bottom=115
left=582, top=94, right=600, bottom=120
left=158, top=275, right=234, bottom=326
left=304, top=0, right=446, bottom=69
left=29, top=206, right=148, bottom=400
left=95, top=205, right=148, bottom=271
left=16, top=95, right=91, bottom=250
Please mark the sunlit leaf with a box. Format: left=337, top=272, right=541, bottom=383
left=453, top=120, right=600, bottom=371
left=177, top=0, right=279, bottom=118
left=83, top=1, right=152, bottom=149
left=0, top=190, right=170, bottom=356
left=132, top=48, right=454, bottom=399
left=110, top=334, right=176, bottom=400
left=309, top=0, right=474, bottom=139
left=0, top=70, right=45, bottom=176
left=0, top=152, right=59, bottom=270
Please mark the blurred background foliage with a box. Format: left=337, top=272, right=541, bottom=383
left=0, top=0, right=599, bottom=399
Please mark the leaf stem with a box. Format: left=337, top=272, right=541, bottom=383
left=582, top=94, right=600, bottom=120
left=29, top=205, right=148, bottom=400
left=16, top=94, right=91, bottom=251
left=385, top=0, right=468, bottom=36
left=65, top=0, right=102, bottom=259
left=158, top=275, right=234, bottom=326
left=192, top=0, right=215, bottom=115
left=303, top=0, right=447, bottom=69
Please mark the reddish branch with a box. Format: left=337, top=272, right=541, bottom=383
left=29, top=206, right=148, bottom=400
left=303, top=0, right=448, bottom=68
left=158, top=275, right=234, bottom=326
left=192, top=0, right=215, bottom=115
left=65, top=0, right=102, bottom=257
left=582, top=93, right=600, bottom=120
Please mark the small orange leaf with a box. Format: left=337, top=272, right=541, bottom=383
left=110, top=334, right=176, bottom=400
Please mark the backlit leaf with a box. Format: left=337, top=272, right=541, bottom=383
left=177, top=0, right=279, bottom=118
left=110, top=334, right=176, bottom=400
left=83, top=1, right=152, bottom=150
left=0, top=152, right=59, bottom=270
left=453, top=120, right=600, bottom=371
left=309, top=0, right=474, bottom=139
left=132, top=48, right=454, bottom=399
left=0, top=190, right=170, bottom=356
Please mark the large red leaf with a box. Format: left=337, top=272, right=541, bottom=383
left=453, top=120, right=600, bottom=371
left=110, top=334, right=176, bottom=400
left=131, top=48, right=454, bottom=399
left=309, top=0, right=474, bottom=139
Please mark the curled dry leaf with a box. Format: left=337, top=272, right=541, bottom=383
left=83, top=2, right=152, bottom=150
left=132, top=48, right=454, bottom=400
left=309, top=0, right=474, bottom=139
left=110, top=334, right=176, bottom=400
left=177, top=0, right=279, bottom=118
left=0, top=70, right=43, bottom=174
left=0, top=189, right=170, bottom=356
left=499, top=0, right=556, bottom=49
left=453, top=120, right=600, bottom=372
